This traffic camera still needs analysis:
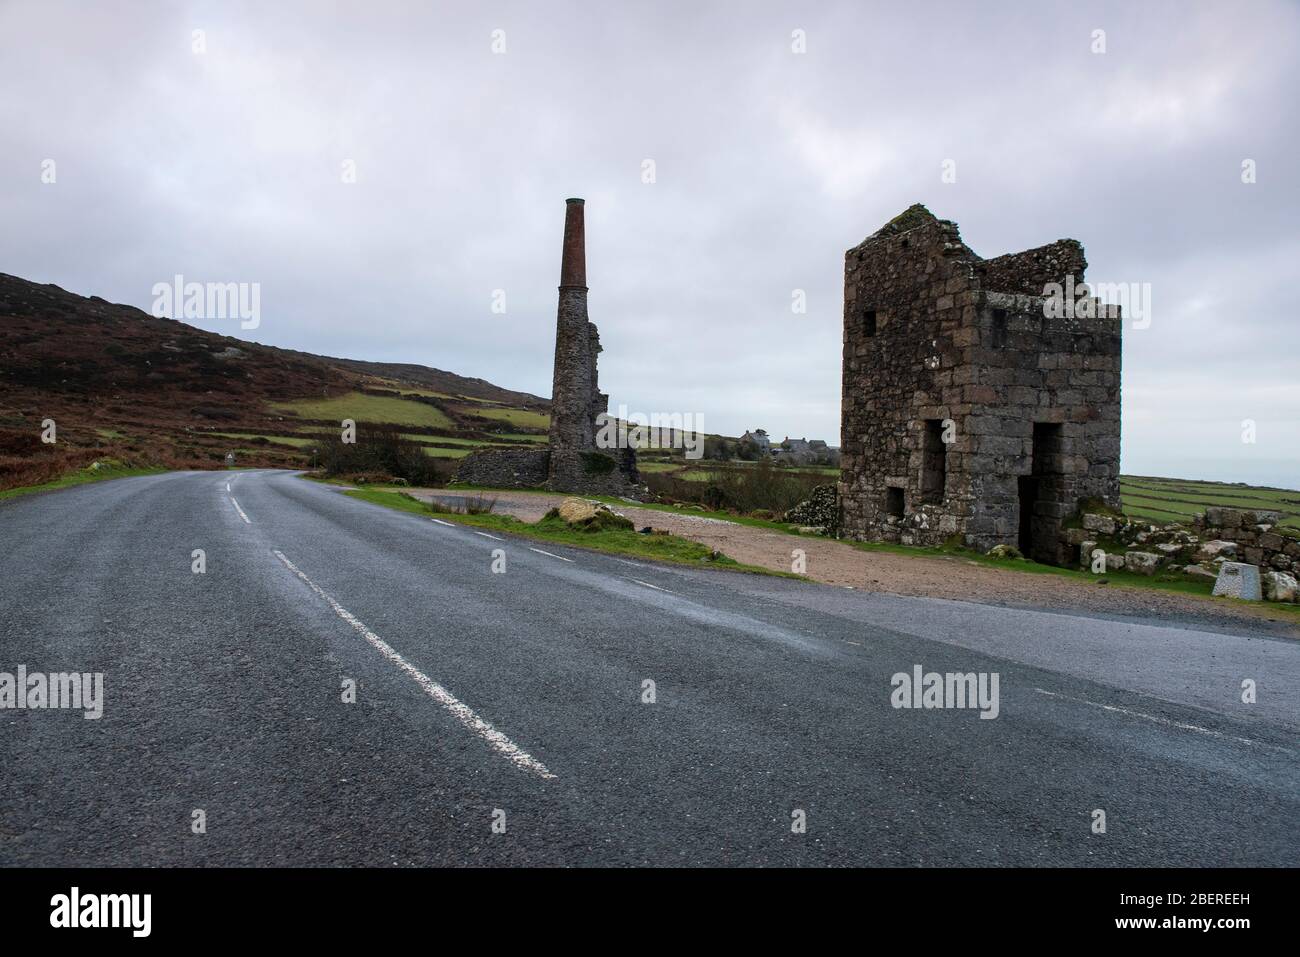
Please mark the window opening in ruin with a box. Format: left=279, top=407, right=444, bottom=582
left=885, top=486, right=904, bottom=517
left=920, top=419, right=947, bottom=503
left=991, top=308, right=1008, bottom=348
left=863, top=308, right=877, bottom=337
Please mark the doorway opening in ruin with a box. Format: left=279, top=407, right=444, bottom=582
left=1018, top=423, right=1065, bottom=562
left=920, top=419, right=947, bottom=503
left=1017, top=477, right=1038, bottom=556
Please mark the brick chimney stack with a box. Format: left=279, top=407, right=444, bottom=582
left=559, top=197, right=586, bottom=288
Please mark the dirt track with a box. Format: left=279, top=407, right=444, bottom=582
left=407, top=488, right=1300, bottom=638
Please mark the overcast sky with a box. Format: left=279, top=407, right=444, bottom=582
left=2, top=0, right=1296, bottom=487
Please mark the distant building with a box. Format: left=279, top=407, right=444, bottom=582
left=739, top=429, right=771, bottom=451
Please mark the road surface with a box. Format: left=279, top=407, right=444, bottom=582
left=1, top=470, right=1296, bottom=866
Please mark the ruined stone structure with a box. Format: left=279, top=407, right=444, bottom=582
left=838, top=205, right=1122, bottom=563
left=454, top=199, right=640, bottom=496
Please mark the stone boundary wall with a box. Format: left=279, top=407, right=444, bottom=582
left=1060, top=507, right=1300, bottom=602
left=452, top=448, right=550, bottom=489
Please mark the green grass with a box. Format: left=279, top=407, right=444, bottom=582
left=845, top=536, right=1300, bottom=618
left=1120, top=474, right=1300, bottom=533
left=656, top=461, right=838, bottom=482
left=210, top=432, right=316, bottom=448
left=443, top=482, right=810, bottom=535
left=0, top=461, right=166, bottom=502
left=421, top=446, right=471, bottom=459
left=342, top=487, right=794, bottom=577
left=637, top=461, right=686, bottom=474
left=398, top=434, right=490, bottom=447
left=271, top=392, right=454, bottom=429
left=320, top=480, right=1299, bottom=620
left=458, top=406, right=550, bottom=429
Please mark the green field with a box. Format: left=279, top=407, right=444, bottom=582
left=398, top=434, right=489, bottom=447
left=271, top=392, right=454, bottom=429
left=210, top=432, right=318, bottom=448
left=1120, top=475, right=1300, bottom=532
left=458, top=406, right=550, bottom=429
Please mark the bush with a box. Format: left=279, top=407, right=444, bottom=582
left=581, top=452, right=616, bottom=475
left=318, top=424, right=452, bottom=486
left=644, top=459, right=825, bottom=516
left=410, top=492, right=497, bottom=515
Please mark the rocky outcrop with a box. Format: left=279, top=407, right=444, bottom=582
left=1060, top=507, right=1299, bottom=602
left=784, top=484, right=839, bottom=532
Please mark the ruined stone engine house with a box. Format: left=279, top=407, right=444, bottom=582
left=838, top=205, right=1122, bottom=564
left=453, top=198, right=640, bottom=496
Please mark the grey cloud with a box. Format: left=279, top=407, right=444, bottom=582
left=1, top=0, right=1295, bottom=485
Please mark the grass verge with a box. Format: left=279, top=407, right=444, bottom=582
left=0, top=461, right=166, bottom=503
left=343, top=487, right=797, bottom=577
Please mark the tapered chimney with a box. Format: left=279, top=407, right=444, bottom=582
left=548, top=198, right=597, bottom=458
left=559, top=197, right=586, bottom=288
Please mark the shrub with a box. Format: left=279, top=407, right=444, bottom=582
left=318, top=423, right=452, bottom=486
left=409, top=492, right=497, bottom=515
left=581, top=452, right=616, bottom=475
left=644, top=459, right=825, bottom=516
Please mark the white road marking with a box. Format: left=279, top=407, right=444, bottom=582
left=230, top=497, right=251, bottom=524
left=225, top=482, right=231, bottom=492
left=429, top=518, right=456, bottom=527
left=473, top=531, right=503, bottom=541
left=272, top=549, right=556, bottom=780
left=617, top=559, right=648, bottom=569
left=628, top=578, right=670, bottom=593
left=528, top=547, right=573, bottom=562
left=1032, top=687, right=1268, bottom=749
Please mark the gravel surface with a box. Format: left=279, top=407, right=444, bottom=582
left=415, top=488, right=1300, bottom=638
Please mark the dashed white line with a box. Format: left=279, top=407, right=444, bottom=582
left=429, top=518, right=456, bottom=527
left=473, top=531, right=503, bottom=541
left=271, top=549, right=556, bottom=780
left=628, top=578, right=669, bottom=592
left=224, top=482, right=231, bottom=492
left=528, top=547, right=573, bottom=563
left=230, top=497, right=251, bottom=524
left=1033, top=688, right=1267, bottom=748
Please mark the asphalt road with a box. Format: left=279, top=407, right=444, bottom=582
left=1, top=470, right=1296, bottom=866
